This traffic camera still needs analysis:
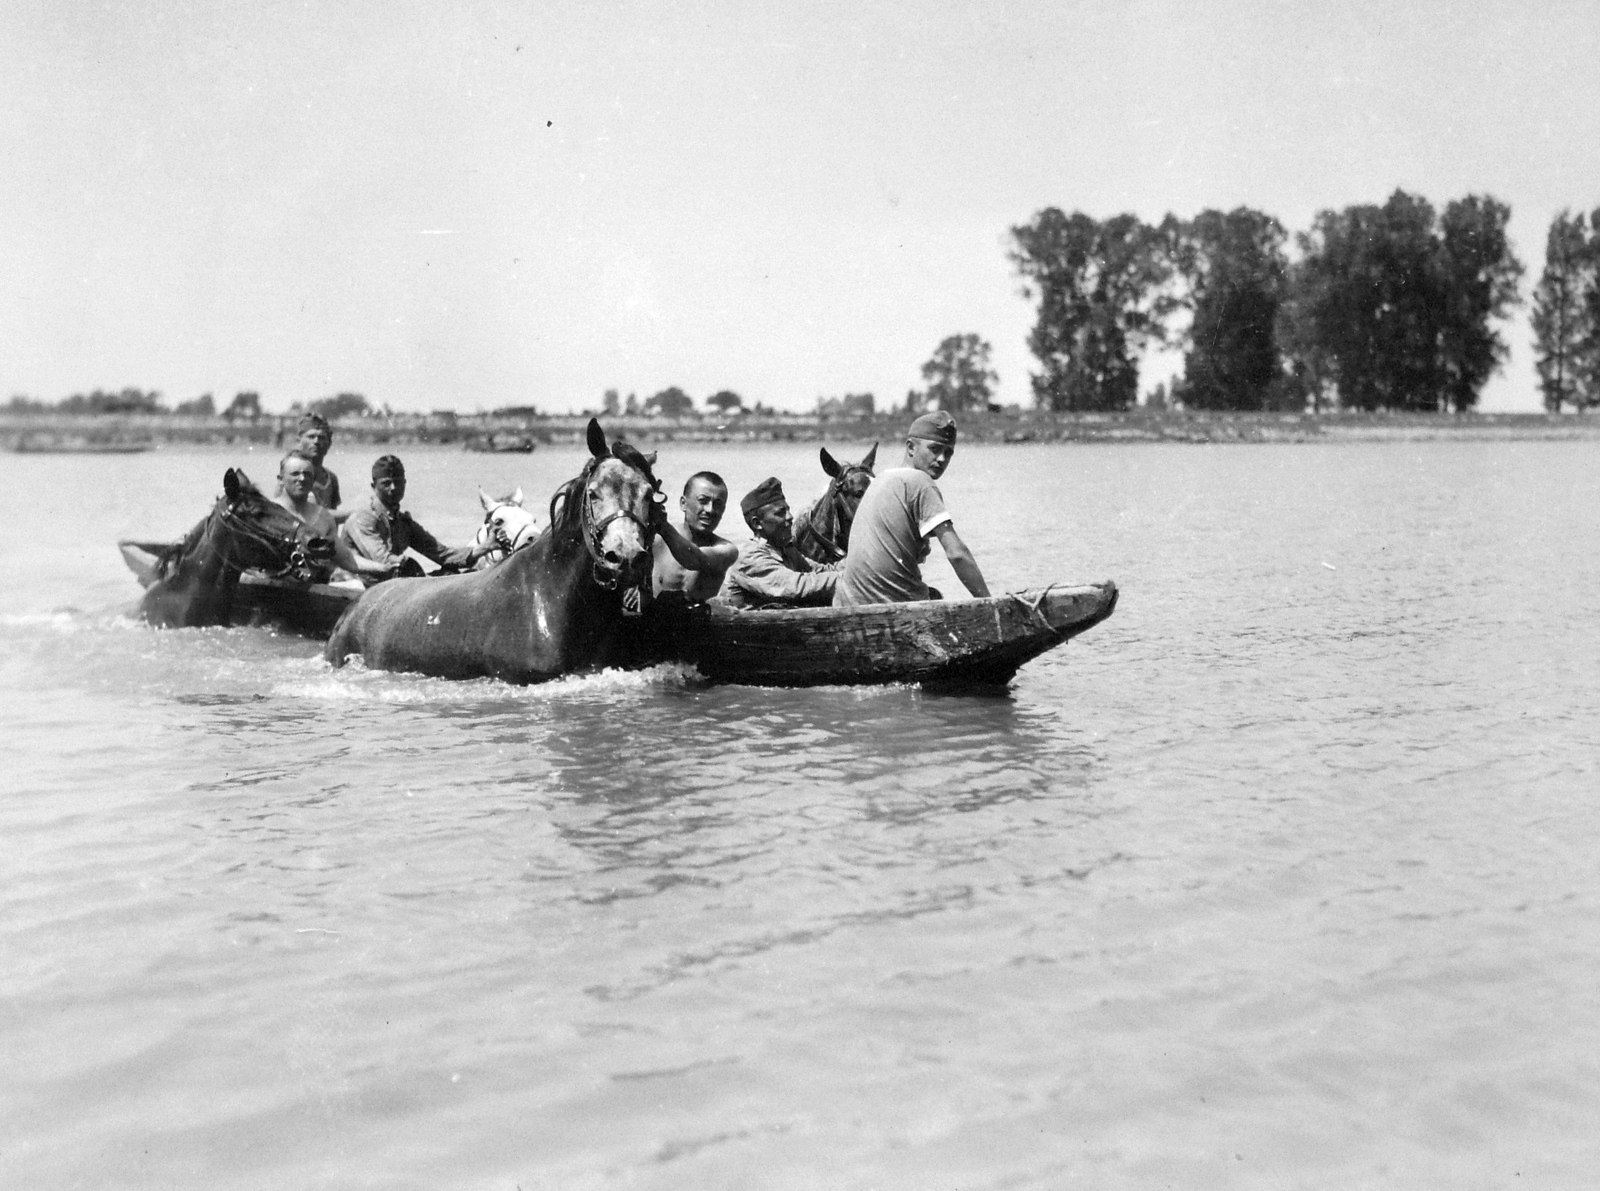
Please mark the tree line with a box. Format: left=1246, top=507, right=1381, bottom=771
left=1009, top=190, right=1530, bottom=413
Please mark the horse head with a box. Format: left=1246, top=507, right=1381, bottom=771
left=549, top=419, right=659, bottom=589
left=216, top=468, right=316, bottom=575
left=820, top=443, right=877, bottom=520
left=475, top=485, right=541, bottom=565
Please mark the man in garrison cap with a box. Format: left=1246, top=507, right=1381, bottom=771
left=340, top=455, right=494, bottom=582
left=290, top=412, right=345, bottom=518
left=833, top=409, right=989, bottom=606
left=721, top=477, right=843, bottom=610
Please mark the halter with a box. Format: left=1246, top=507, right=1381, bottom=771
left=579, top=476, right=656, bottom=589
left=805, top=467, right=869, bottom=562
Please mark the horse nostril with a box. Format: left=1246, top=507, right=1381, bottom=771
left=604, top=551, right=620, bottom=565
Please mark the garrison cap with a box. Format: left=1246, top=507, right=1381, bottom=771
left=908, top=409, right=957, bottom=445
left=740, top=476, right=786, bottom=519
left=371, top=454, right=406, bottom=480
left=296, top=412, right=332, bottom=435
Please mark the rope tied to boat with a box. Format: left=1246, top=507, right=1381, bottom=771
left=1008, top=583, right=1063, bottom=631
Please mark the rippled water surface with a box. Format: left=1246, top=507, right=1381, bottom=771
left=3, top=438, right=1598, bottom=1189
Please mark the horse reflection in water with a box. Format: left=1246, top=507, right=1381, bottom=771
left=793, top=443, right=876, bottom=565
left=326, top=420, right=660, bottom=683
left=121, top=468, right=325, bottom=629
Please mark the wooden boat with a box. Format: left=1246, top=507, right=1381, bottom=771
left=119, top=542, right=364, bottom=638
left=15, top=437, right=154, bottom=454
left=647, top=582, right=1117, bottom=688
left=119, top=540, right=1115, bottom=685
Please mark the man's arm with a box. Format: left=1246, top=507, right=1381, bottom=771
left=330, top=534, right=392, bottom=578
left=655, top=517, right=738, bottom=577
left=407, top=517, right=489, bottom=569
left=931, top=522, right=989, bottom=598
left=341, top=506, right=401, bottom=569
left=730, top=544, right=839, bottom=606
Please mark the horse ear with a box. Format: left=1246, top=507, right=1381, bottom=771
left=862, top=443, right=878, bottom=472
left=479, top=487, right=494, bottom=511
left=586, top=419, right=609, bottom=459
left=512, top=486, right=524, bottom=506
left=224, top=469, right=242, bottom=501
left=644, top=451, right=657, bottom=467
left=820, top=447, right=841, bottom=478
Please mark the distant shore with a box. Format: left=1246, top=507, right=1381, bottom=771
left=6, top=408, right=1600, bottom=453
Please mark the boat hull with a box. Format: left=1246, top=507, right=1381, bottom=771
left=119, top=542, right=362, bottom=638
left=649, top=582, right=1117, bottom=688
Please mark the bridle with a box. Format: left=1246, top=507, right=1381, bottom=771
left=577, top=461, right=658, bottom=589
left=214, top=495, right=329, bottom=583
left=806, top=466, right=870, bottom=562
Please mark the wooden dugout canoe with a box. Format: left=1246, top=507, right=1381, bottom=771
left=119, top=541, right=364, bottom=637
left=121, top=539, right=1116, bottom=686
left=651, top=581, right=1118, bottom=689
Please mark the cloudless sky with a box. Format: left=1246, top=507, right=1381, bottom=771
left=5, top=0, right=1598, bottom=414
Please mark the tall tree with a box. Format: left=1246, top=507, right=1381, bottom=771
left=1165, top=207, right=1289, bottom=410
left=1435, top=195, right=1523, bottom=412
left=1281, top=190, right=1521, bottom=412
left=1010, top=210, right=1173, bottom=411
left=909, top=333, right=998, bottom=413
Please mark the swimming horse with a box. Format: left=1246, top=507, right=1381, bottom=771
left=121, top=468, right=325, bottom=628
left=325, top=420, right=660, bottom=683
left=792, top=443, right=877, bottom=564
left=473, top=487, right=541, bottom=568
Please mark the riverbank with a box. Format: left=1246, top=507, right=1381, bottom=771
left=6, top=408, right=1600, bottom=451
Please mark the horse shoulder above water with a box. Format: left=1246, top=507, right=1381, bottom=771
left=793, top=443, right=876, bottom=565
left=120, top=468, right=318, bottom=629
left=324, top=420, right=659, bottom=683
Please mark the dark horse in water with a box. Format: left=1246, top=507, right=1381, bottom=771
left=121, top=468, right=326, bottom=628
left=325, top=420, right=660, bottom=683
left=793, top=443, right=877, bottom=565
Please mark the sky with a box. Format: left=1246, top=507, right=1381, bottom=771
left=5, top=0, right=1599, bottom=414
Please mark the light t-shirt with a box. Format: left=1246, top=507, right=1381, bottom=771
left=833, top=467, right=951, bottom=606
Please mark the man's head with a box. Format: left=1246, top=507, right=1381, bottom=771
left=296, top=413, right=333, bottom=461
left=741, top=476, right=792, bottom=546
left=279, top=450, right=319, bottom=501
left=903, top=410, right=957, bottom=480
left=371, top=454, right=406, bottom=509
left=680, top=471, right=728, bottom=536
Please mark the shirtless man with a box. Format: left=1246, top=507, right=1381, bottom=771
left=834, top=410, right=989, bottom=606
left=273, top=451, right=392, bottom=580
left=651, top=471, right=739, bottom=603
left=288, top=413, right=345, bottom=519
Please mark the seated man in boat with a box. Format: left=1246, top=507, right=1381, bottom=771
left=340, top=454, right=494, bottom=581
left=651, top=471, right=739, bottom=604
left=274, top=451, right=392, bottom=581
left=286, top=413, right=345, bottom=519
left=722, top=477, right=841, bottom=610
left=834, top=410, right=989, bottom=606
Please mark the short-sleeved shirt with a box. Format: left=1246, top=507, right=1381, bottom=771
left=341, top=493, right=474, bottom=569
left=833, top=468, right=951, bottom=606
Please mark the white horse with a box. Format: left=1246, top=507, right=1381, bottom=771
left=474, top=486, right=541, bottom=568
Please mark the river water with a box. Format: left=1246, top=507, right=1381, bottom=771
left=2, top=437, right=1597, bottom=1189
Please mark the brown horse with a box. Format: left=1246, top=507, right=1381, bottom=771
left=123, top=468, right=326, bottom=628
left=793, top=443, right=877, bottom=564
left=325, top=420, right=661, bottom=683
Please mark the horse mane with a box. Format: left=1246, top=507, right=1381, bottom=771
left=156, top=511, right=214, bottom=580
left=548, top=457, right=601, bottom=554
